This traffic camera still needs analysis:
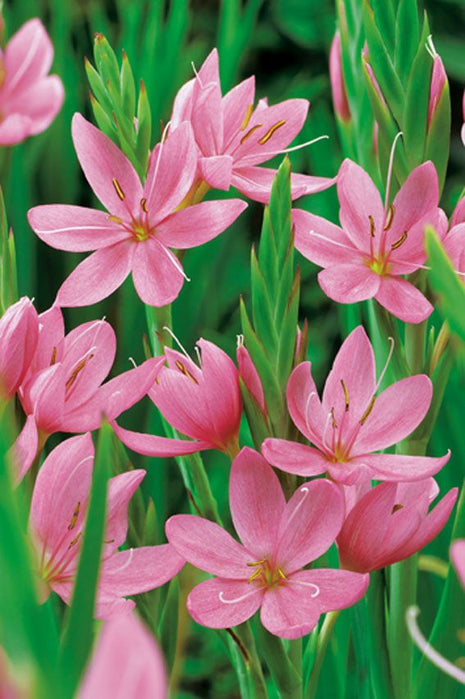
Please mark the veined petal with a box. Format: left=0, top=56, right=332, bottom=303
left=191, top=81, right=224, bottom=156
left=188, top=577, right=263, bottom=629
left=170, top=78, right=195, bottom=128
left=99, top=545, right=185, bottom=597
left=261, top=439, right=329, bottom=477
left=132, top=238, right=184, bottom=307
left=354, top=374, right=432, bottom=453
left=72, top=114, right=142, bottom=219
left=287, top=569, right=369, bottom=613
left=28, top=363, right=66, bottom=432
left=293, top=209, right=357, bottom=267
left=318, top=263, right=380, bottom=303
left=222, top=76, right=255, bottom=146
left=231, top=166, right=335, bottom=204
left=7, top=76, right=63, bottom=134
left=338, top=159, right=384, bottom=251
left=56, top=242, right=134, bottom=307
left=260, top=585, right=320, bottom=639
left=198, top=155, right=233, bottom=190
left=104, top=471, right=146, bottom=551
left=229, top=448, right=286, bottom=559
left=286, top=362, right=326, bottom=446
left=387, top=162, right=439, bottom=244
left=374, top=277, right=433, bottom=324
left=28, top=205, right=128, bottom=252
left=166, top=515, right=251, bottom=578
left=112, top=422, right=211, bottom=458
left=352, top=452, right=450, bottom=482
left=156, top=199, right=247, bottom=249
left=275, top=479, right=344, bottom=572
left=10, top=414, right=39, bottom=484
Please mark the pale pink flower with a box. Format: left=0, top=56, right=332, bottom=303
left=0, top=297, right=38, bottom=400
left=114, top=339, right=242, bottom=458
left=337, top=478, right=457, bottom=572
left=166, top=448, right=368, bottom=639
left=28, top=114, right=247, bottom=307
left=292, top=159, right=444, bottom=323
left=14, top=305, right=161, bottom=481
left=451, top=540, right=465, bottom=588
left=30, top=434, right=185, bottom=619
left=0, top=19, right=63, bottom=145
left=329, top=33, right=351, bottom=123
left=262, top=326, right=450, bottom=486
left=79, top=613, right=167, bottom=699
left=170, top=49, right=335, bottom=203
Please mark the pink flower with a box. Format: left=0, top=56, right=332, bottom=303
left=292, top=159, right=443, bottom=323
left=170, top=49, right=335, bottom=203
left=0, top=19, right=63, bottom=145
left=114, top=339, right=242, bottom=458
left=236, top=340, right=266, bottom=414
left=79, top=613, right=168, bottom=698
left=428, top=54, right=447, bottom=129
left=329, top=33, right=351, bottom=123
left=451, top=540, right=465, bottom=588
left=29, top=434, right=185, bottom=619
left=28, top=114, right=247, bottom=307
left=462, top=91, right=465, bottom=146
left=337, top=478, right=457, bottom=572
left=442, top=197, right=465, bottom=277
left=14, top=305, right=161, bottom=481
left=262, top=326, right=450, bottom=486
left=0, top=297, right=38, bottom=400
left=166, top=448, right=368, bottom=639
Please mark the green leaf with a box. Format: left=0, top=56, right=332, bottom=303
left=426, top=227, right=465, bottom=342
left=120, top=49, right=136, bottom=117
left=394, top=0, right=420, bottom=79
left=425, top=79, right=451, bottom=195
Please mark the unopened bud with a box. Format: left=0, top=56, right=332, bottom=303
left=329, top=32, right=351, bottom=122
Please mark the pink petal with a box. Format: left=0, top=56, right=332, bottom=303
left=222, top=76, right=255, bottom=146
left=6, top=75, right=63, bottom=134
left=326, top=460, right=373, bottom=486
left=99, top=545, right=185, bottom=599
left=0, top=296, right=39, bottom=398
left=229, top=448, right=286, bottom=559
left=34, top=305, right=65, bottom=372
left=29, top=434, right=94, bottom=552
left=338, top=159, right=384, bottom=250
left=319, top=263, right=380, bottom=303
left=132, top=238, right=184, bottom=307
left=104, top=471, right=146, bottom=551
left=322, top=326, right=376, bottom=437
left=198, top=155, right=233, bottom=190
left=187, top=578, right=263, bottom=629
left=10, top=414, right=39, bottom=484
left=236, top=344, right=266, bottom=413
left=170, top=78, right=194, bottom=128
left=451, top=540, right=465, bottom=588
left=261, top=439, right=329, bottom=477
left=231, top=166, right=334, bottom=204
left=293, top=209, right=357, bottom=267
left=444, top=225, right=465, bottom=272
left=79, top=613, right=168, bottom=699
left=191, top=81, right=224, bottom=156
left=260, top=584, right=320, bottom=639
left=72, top=114, right=143, bottom=219
left=0, top=113, right=33, bottom=146
left=4, top=19, right=52, bottom=92
left=29, top=205, right=128, bottom=252
left=388, top=162, right=439, bottom=243
left=112, top=422, right=210, bottom=458
left=275, top=479, right=344, bottom=572
left=165, top=515, right=251, bottom=578
left=354, top=374, right=432, bottom=453
left=374, top=276, right=433, bottom=324
left=354, top=452, right=451, bottom=482
left=198, top=48, right=220, bottom=85
left=144, top=122, right=197, bottom=223
left=28, top=363, right=66, bottom=432
left=285, top=362, right=326, bottom=446
left=288, top=568, right=369, bottom=612
left=451, top=197, right=465, bottom=228
left=56, top=241, right=134, bottom=307
left=156, top=199, right=247, bottom=249
left=233, top=99, right=309, bottom=166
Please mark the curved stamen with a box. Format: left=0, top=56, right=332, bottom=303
left=288, top=580, right=320, bottom=598
left=384, top=132, right=404, bottom=216
left=283, top=486, right=310, bottom=529
left=162, top=326, right=194, bottom=363
left=219, top=587, right=262, bottom=605
left=374, top=336, right=395, bottom=394
left=256, top=134, right=329, bottom=159
left=307, top=230, right=355, bottom=253
left=406, top=606, right=465, bottom=684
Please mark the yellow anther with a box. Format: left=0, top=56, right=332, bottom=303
left=277, top=567, right=287, bottom=580
left=240, top=104, right=254, bottom=131
left=69, top=532, right=82, bottom=548
left=391, top=231, right=408, bottom=250
left=248, top=568, right=263, bottom=583
left=341, top=379, right=349, bottom=411
left=368, top=215, right=376, bottom=237
left=50, top=346, right=57, bottom=366
left=174, top=360, right=199, bottom=384
left=258, top=120, right=286, bottom=145
left=112, top=177, right=126, bottom=201
left=246, top=559, right=266, bottom=567
left=392, top=503, right=404, bottom=514
left=68, top=502, right=81, bottom=530
left=240, top=124, right=262, bottom=145
left=65, top=355, right=93, bottom=391
left=384, top=204, right=395, bottom=231
left=107, top=214, right=123, bottom=224
left=140, top=197, right=148, bottom=213
left=360, top=395, right=376, bottom=425
left=331, top=407, right=338, bottom=429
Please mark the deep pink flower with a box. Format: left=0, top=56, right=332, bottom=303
left=337, top=478, right=457, bottom=572
left=166, top=448, right=368, bottom=639
left=79, top=613, right=167, bottom=699
left=0, top=297, right=38, bottom=400
left=0, top=18, right=63, bottom=145
left=29, top=434, right=184, bottom=619
left=13, top=305, right=161, bottom=481
left=262, top=326, right=450, bottom=486
left=451, top=540, right=465, bottom=588
left=170, top=49, right=335, bottom=203
left=28, top=114, right=247, bottom=307
left=292, top=159, right=443, bottom=323
left=329, top=33, right=351, bottom=123
left=114, top=339, right=242, bottom=458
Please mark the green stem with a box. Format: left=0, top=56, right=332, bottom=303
left=256, top=623, right=302, bottom=698
left=388, top=554, right=419, bottom=699
left=230, top=623, right=268, bottom=698
left=305, top=611, right=340, bottom=699
left=405, top=320, right=427, bottom=373
left=367, top=570, right=394, bottom=699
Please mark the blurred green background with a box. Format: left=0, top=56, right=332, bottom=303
left=2, top=0, right=465, bottom=696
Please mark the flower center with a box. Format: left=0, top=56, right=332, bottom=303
left=131, top=221, right=150, bottom=242
left=247, top=558, right=287, bottom=589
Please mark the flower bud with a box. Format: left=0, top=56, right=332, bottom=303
left=0, top=297, right=38, bottom=399
left=329, top=32, right=351, bottom=122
